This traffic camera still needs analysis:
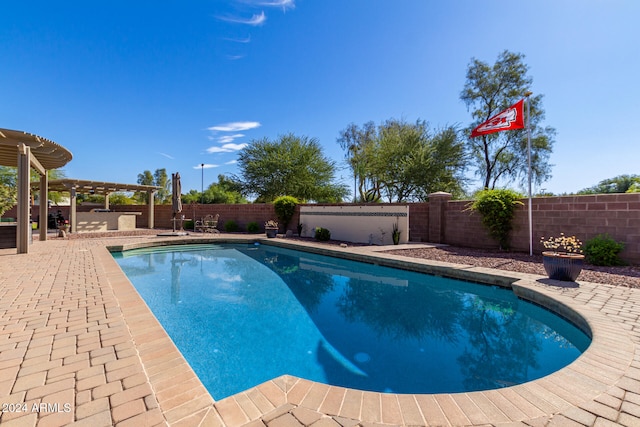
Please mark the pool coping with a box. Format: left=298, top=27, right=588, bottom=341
left=107, top=236, right=639, bottom=426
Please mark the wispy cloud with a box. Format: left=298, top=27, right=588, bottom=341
left=225, top=159, right=238, bottom=165
left=223, top=35, right=251, bottom=43
left=216, top=133, right=245, bottom=143
left=208, top=121, right=261, bottom=132
left=193, top=163, right=219, bottom=169
left=158, top=152, right=174, bottom=159
left=218, top=11, right=266, bottom=26
left=257, top=0, right=295, bottom=10
left=207, top=143, right=248, bottom=153
left=240, top=0, right=295, bottom=10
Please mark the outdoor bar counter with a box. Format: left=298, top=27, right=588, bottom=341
left=75, top=210, right=141, bottom=233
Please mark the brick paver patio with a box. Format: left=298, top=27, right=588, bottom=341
left=0, top=233, right=639, bottom=426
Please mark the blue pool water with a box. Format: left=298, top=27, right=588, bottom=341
left=112, top=243, right=590, bottom=400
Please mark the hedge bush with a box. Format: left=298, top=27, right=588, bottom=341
left=223, top=220, right=239, bottom=232
left=314, top=227, right=331, bottom=241
left=584, top=234, right=625, bottom=266
left=468, top=188, right=523, bottom=250
left=246, top=221, right=260, bottom=233
left=273, top=196, right=299, bottom=229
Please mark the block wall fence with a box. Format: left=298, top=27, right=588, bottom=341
left=9, top=192, right=640, bottom=263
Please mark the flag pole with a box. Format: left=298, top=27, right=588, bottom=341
left=525, top=91, right=533, bottom=256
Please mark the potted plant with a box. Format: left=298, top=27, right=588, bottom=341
left=540, top=233, right=584, bottom=281
left=264, top=219, right=279, bottom=238
left=57, top=219, right=70, bottom=237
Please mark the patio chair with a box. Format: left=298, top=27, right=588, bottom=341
left=195, top=214, right=220, bottom=233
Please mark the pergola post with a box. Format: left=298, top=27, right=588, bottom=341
left=39, top=171, right=48, bottom=242
left=16, top=144, right=31, bottom=253
left=69, top=186, right=77, bottom=233
left=104, top=192, right=110, bottom=210
left=147, top=190, right=156, bottom=229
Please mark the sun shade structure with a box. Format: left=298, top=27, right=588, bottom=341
left=43, top=179, right=160, bottom=195
left=35, top=179, right=160, bottom=235
left=0, top=128, right=73, bottom=253
left=0, top=128, right=72, bottom=170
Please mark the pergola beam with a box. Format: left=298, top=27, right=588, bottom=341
left=30, top=153, right=45, bottom=176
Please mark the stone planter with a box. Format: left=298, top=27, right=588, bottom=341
left=542, top=251, right=584, bottom=281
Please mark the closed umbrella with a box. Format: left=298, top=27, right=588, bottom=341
left=172, top=172, right=182, bottom=231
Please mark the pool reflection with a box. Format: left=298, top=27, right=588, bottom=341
left=244, top=245, right=586, bottom=394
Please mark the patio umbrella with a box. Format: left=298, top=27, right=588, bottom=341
left=172, top=172, right=182, bottom=231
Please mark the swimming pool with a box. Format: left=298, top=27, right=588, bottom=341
left=112, top=243, right=590, bottom=400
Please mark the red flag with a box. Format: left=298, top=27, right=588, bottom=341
left=471, top=99, right=525, bottom=138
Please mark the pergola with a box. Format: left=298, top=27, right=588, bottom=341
left=38, top=179, right=159, bottom=234
left=0, top=128, right=72, bottom=253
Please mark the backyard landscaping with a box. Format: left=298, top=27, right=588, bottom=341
left=384, top=245, right=640, bottom=288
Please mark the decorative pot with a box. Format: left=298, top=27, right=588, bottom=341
left=265, top=227, right=278, bottom=238
left=542, top=251, right=584, bottom=281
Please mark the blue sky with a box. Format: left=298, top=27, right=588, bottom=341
left=2, top=1, right=638, bottom=197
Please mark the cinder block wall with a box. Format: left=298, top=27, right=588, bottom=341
left=10, top=192, right=640, bottom=262
left=526, top=194, right=640, bottom=262
left=133, top=204, right=280, bottom=231
left=442, top=194, right=640, bottom=263
left=408, top=203, right=429, bottom=243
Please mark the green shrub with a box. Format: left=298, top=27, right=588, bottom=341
left=467, top=189, right=523, bottom=250
left=584, top=234, right=625, bottom=266
left=223, top=220, right=240, bottom=232
left=0, top=184, right=16, bottom=217
left=314, top=227, right=331, bottom=241
left=183, top=220, right=195, bottom=230
left=273, top=196, right=299, bottom=229
left=246, top=221, right=260, bottom=233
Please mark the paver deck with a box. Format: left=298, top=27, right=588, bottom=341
left=0, top=233, right=639, bottom=426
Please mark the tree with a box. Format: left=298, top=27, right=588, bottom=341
left=0, top=166, right=17, bottom=187
left=236, top=133, right=348, bottom=202
left=0, top=166, right=67, bottom=206
left=338, top=119, right=467, bottom=202
left=460, top=50, right=555, bottom=189
left=337, top=121, right=381, bottom=202
left=108, top=193, right=136, bottom=205
left=578, top=174, right=640, bottom=194
left=136, top=170, right=154, bottom=204
left=0, top=183, right=16, bottom=217
left=154, top=168, right=170, bottom=204
left=44, top=169, right=68, bottom=205
left=136, top=168, right=170, bottom=204
left=217, top=174, right=245, bottom=195
left=375, top=120, right=467, bottom=201
left=182, top=175, right=247, bottom=204
left=628, top=183, right=640, bottom=193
